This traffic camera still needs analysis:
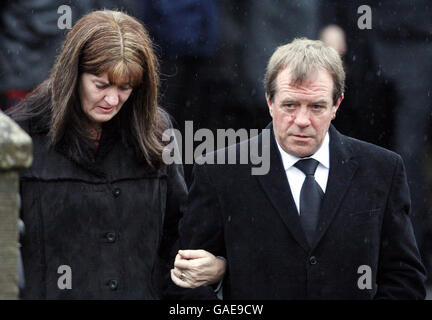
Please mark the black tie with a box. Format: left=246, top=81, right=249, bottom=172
left=294, top=158, right=324, bottom=245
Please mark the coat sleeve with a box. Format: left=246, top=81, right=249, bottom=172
left=164, top=162, right=225, bottom=299
left=159, top=162, right=188, bottom=266
left=374, top=155, right=427, bottom=299
left=179, top=163, right=226, bottom=256
left=156, top=161, right=188, bottom=297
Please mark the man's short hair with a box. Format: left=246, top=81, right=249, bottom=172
left=264, top=38, right=345, bottom=105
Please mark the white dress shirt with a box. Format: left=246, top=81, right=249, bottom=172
left=275, top=132, right=330, bottom=214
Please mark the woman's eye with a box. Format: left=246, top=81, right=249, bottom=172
left=96, top=84, right=107, bottom=89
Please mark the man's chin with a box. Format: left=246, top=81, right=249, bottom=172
left=286, top=145, right=315, bottom=158
left=295, top=152, right=314, bottom=158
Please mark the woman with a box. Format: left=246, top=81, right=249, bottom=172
left=8, top=10, right=223, bottom=299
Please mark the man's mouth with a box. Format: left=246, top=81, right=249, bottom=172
left=293, top=135, right=311, bottom=140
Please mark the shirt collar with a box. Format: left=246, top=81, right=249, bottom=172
left=275, top=131, right=330, bottom=171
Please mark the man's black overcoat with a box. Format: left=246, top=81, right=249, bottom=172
left=179, top=124, right=426, bottom=299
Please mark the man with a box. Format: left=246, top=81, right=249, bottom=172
left=171, top=38, right=426, bottom=299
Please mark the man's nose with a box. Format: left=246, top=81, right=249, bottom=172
left=104, top=88, right=119, bottom=106
left=294, top=107, right=311, bottom=127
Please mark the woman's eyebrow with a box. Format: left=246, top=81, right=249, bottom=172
left=93, top=78, right=110, bottom=85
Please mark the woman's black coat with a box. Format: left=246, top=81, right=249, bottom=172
left=18, top=118, right=186, bottom=299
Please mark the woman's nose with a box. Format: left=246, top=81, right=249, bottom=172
left=104, top=88, right=119, bottom=106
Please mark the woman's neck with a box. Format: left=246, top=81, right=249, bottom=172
left=87, top=122, right=102, bottom=141
left=87, top=122, right=102, bottom=154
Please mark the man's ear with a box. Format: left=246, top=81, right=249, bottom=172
left=266, top=93, right=273, bottom=118
left=332, top=94, right=344, bottom=117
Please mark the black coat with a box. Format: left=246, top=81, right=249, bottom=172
left=178, top=124, right=426, bottom=299
left=18, top=119, right=186, bottom=299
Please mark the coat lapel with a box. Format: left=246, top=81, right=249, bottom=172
left=255, top=124, right=310, bottom=252
left=311, top=125, right=358, bottom=249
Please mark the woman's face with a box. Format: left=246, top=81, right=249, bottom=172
left=79, top=72, right=133, bottom=127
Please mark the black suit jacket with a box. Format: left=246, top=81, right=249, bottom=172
left=178, top=124, right=426, bottom=299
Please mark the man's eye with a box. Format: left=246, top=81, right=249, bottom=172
left=313, top=105, right=323, bottom=110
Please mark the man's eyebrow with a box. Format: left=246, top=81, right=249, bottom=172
left=310, top=100, right=328, bottom=105
left=280, top=98, right=297, bottom=104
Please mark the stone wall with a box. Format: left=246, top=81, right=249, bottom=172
left=0, top=111, right=32, bottom=299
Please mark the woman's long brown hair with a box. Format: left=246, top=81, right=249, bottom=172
left=9, top=10, right=168, bottom=170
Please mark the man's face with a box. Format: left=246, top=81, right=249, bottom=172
left=267, top=68, right=343, bottom=157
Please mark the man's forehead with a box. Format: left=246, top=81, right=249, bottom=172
left=277, top=67, right=332, bottom=84
left=275, top=68, right=333, bottom=96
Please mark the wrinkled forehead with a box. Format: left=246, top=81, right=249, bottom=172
left=276, top=67, right=334, bottom=98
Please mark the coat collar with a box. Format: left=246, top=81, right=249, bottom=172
left=255, top=123, right=310, bottom=252
left=22, top=120, right=164, bottom=182
left=255, top=123, right=358, bottom=252
left=311, top=125, right=358, bottom=249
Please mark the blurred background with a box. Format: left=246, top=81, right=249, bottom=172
left=1, top=0, right=432, bottom=295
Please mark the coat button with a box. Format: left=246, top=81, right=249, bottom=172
left=106, top=232, right=116, bottom=243
left=112, top=188, right=121, bottom=197
left=309, top=256, right=318, bottom=265
left=108, top=279, right=118, bottom=290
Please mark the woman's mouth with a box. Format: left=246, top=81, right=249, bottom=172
left=97, top=106, right=114, bottom=113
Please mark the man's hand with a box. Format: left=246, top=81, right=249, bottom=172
left=170, top=249, right=226, bottom=288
